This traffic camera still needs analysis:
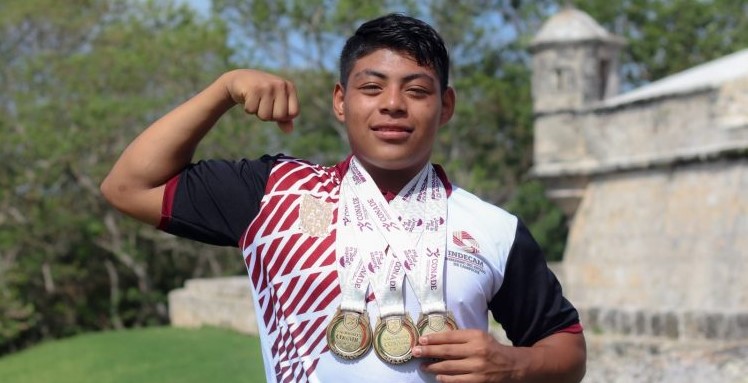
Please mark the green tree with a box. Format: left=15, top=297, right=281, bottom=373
left=573, top=0, right=748, bottom=88
left=0, top=0, right=238, bottom=354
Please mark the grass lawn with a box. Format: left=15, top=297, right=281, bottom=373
left=0, top=326, right=266, bottom=383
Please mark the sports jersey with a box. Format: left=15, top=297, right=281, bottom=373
left=159, top=154, right=581, bottom=383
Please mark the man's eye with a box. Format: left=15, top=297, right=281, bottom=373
left=407, top=88, right=429, bottom=97
left=360, top=84, right=381, bottom=92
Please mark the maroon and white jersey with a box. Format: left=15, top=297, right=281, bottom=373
left=160, top=155, right=581, bottom=383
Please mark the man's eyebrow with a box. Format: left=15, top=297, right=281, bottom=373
left=353, top=69, right=436, bottom=84
left=354, top=69, right=387, bottom=80
left=402, top=72, right=435, bottom=84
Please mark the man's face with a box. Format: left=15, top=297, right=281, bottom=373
left=333, top=49, right=454, bottom=183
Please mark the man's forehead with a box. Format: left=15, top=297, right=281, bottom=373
left=350, top=49, right=438, bottom=81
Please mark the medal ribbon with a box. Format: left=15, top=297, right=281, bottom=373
left=335, top=185, right=371, bottom=313
left=390, top=165, right=448, bottom=314
left=341, top=158, right=448, bottom=317
left=340, top=161, right=405, bottom=318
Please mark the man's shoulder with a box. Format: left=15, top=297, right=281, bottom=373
left=264, top=155, right=345, bottom=193
left=447, top=186, right=520, bottom=253
left=269, top=155, right=339, bottom=174
left=449, top=186, right=516, bottom=224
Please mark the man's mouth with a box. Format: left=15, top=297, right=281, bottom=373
left=371, top=125, right=413, bottom=133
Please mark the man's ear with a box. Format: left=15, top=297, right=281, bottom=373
left=440, top=86, right=456, bottom=126
left=333, top=83, right=345, bottom=123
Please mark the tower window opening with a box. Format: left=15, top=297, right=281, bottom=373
left=554, top=67, right=566, bottom=91
left=598, top=59, right=610, bottom=99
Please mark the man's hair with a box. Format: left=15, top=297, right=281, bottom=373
left=339, top=13, right=450, bottom=92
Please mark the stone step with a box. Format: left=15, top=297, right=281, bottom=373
left=168, top=276, right=258, bottom=335
left=184, top=276, right=252, bottom=296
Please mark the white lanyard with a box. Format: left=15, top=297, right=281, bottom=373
left=334, top=186, right=371, bottom=313
left=389, top=164, right=448, bottom=314
left=337, top=158, right=448, bottom=317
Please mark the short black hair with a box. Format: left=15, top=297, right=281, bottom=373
left=339, top=13, right=450, bottom=92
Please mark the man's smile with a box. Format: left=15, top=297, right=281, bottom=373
left=370, top=124, right=414, bottom=140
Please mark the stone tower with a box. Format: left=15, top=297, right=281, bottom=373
left=529, top=6, right=625, bottom=115
left=529, top=7, right=625, bottom=217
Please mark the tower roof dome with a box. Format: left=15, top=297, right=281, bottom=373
left=531, top=7, right=624, bottom=49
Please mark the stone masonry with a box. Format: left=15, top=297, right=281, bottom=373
left=530, top=6, right=748, bottom=341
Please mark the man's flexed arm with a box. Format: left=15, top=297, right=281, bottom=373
left=100, top=69, right=299, bottom=225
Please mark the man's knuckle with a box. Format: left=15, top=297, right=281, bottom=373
left=475, top=345, right=490, bottom=358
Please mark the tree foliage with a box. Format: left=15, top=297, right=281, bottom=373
left=0, top=0, right=238, bottom=354
left=574, top=0, right=748, bottom=88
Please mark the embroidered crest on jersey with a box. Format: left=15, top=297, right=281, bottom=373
left=299, top=194, right=334, bottom=237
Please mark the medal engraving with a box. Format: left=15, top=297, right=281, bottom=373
left=373, top=315, right=418, bottom=364
left=417, top=312, right=458, bottom=337
left=326, top=309, right=372, bottom=359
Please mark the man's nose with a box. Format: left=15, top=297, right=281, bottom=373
left=380, top=87, right=406, bottom=114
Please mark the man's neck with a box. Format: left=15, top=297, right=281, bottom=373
left=363, top=164, right=423, bottom=194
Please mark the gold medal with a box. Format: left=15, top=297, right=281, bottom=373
left=373, top=314, right=418, bottom=364
left=416, top=311, right=458, bottom=337
left=326, top=308, right=372, bottom=359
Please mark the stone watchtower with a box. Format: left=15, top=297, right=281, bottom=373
left=531, top=7, right=748, bottom=340
left=530, top=7, right=625, bottom=113
left=529, top=7, right=625, bottom=216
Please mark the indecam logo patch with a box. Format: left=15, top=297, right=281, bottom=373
left=448, top=230, right=486, bottom=275
left=452, top=230, right=480, bottom=254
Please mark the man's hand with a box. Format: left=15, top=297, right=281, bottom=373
left=412, top=329, right=586, bottom=383
left=222, top=69, right=299, bottom=133
left=413, top=329, right=525, bottom=383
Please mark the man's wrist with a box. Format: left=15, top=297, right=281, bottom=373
left=213, top=71, right=241, bottom=112
left=505, top=345, right=540, bottom=382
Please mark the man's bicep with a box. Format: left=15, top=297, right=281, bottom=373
left=532, top=331, right=587, bottom=382
left=534, top=331, right=586, bottom=352
left=101, top=179, right=166, bottom=227
left=138, top=185, right=167, bottom=226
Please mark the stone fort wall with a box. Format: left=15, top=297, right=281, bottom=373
left=560, top=159, right=748, bottom=340
left=534, top=76, right=748, bottom=177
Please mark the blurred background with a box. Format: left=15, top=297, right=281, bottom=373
left=1, top=0, right=747, bottom=382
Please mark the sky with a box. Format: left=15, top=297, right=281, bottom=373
left=179, top=0, right=211, bottom=15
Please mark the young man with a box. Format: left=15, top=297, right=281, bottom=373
left=101, top=13, right=586, bottom=383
